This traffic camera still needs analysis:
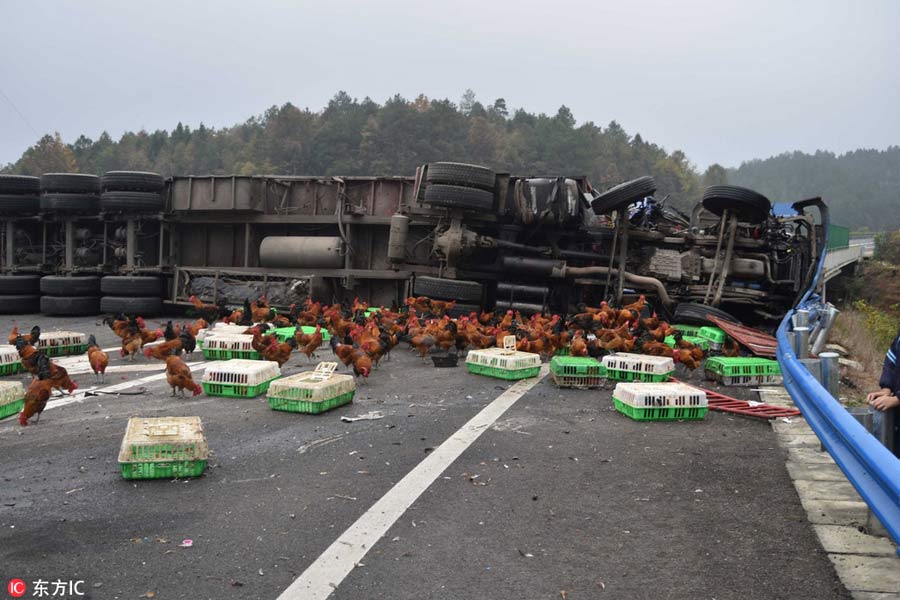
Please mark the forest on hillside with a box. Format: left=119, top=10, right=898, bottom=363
left=4, top=91, right=897, bottom=229
left=2, top=91, right=705, bottom=209
left=728, top=147, right=900, bottom=231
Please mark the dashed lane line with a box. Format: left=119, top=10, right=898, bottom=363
left=277, top=364, right=550, bottom=600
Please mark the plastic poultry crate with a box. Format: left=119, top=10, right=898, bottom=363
left=36, top=331, right=88, bottom=357
left=267, top=362, right=355, bottom=414
left=550, top=356, right=606, bottom=388
left=663, top=335, right=710, bottom=352
left=672, top=324, right=703, bottom=336
left=602, top=353, right=674, bottom=382
left=274, top=326, right=331, bottom=343
left=0, top=344, right=23, bottom=376
left=704, top=356, right=783, bottom=386
left=698, top=326, right=726, bottom=350
left=0, top=380, right=25, bottom=420
left=612, top=381, right=708, bottom=421
left=466, top=336, right=541, bottom=380
left=201, top=334, right=261, bottom=360
left=201, top=359, right=281, bottom=397
left=118, top=416, right=209, bottom=479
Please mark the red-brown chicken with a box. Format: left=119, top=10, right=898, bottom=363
left=165, top=355, right=202, bottom=397
left=87, top=335, right=109, bottom=383
left=19, top=378, right=55, bottom=426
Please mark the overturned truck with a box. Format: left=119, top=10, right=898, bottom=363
left=0, top=165, right=827, bottom=323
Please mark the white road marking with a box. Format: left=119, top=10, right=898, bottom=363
left=277, top=364, right=550, bottom=600
left=0, top=361, right=208, bottom=430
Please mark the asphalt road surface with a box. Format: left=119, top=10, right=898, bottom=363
left=0, top=314, right=850, bottom=600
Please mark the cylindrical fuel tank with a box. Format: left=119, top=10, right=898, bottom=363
left=387, top=214, right=409, bottom=262
left=259, top=236, right=344, bottom=269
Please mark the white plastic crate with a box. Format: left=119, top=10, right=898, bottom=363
left=602, top=353, right=674, bottom=375
left=37, top=331, right=87, bottom=348
left=0, top=380, right=25, bottom=407
left=212, top=322, right=250, bottom=334
left=267, top=363, right=355, bottom=403
left=195, top=328, right=210, bottom=343
left=466, top=335, right=541, bottom=370
left=202, top=359, right=281, bottom=386
left=0, top=344, right=20, bottom=365
left=204, top=334, right=256, bottom=352
left=612, top=382, right=707, bottom=408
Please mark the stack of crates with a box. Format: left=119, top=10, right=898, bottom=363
left=117, top=416, right=209, bottom=479
left=466, top=336, right=541, bottom=380
left=0, top=380, right=25, bottom=421
left=201, top=359, right=281, bottom=397
left=705, top=356, right=782, bottom=386
left=550, top=356, right=606, bottom=388
left=612, top=381, right=708, bottom=421
left=267, top=362, right=354, bottom=414
left=672, top=324, right=702, bottom=336
left=602, top=353, right=674, bottom=382
left=202, top=334, right=260, bottom=360
left=37, top=331, right=88, bottom=356
left=0, top=345, right=23, bottom=376
left=698, top=326, right=726, bottom=351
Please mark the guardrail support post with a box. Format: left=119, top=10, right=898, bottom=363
left=819, top=352, right=840, bottom=399
left=794, top=326, right=810, bottom=359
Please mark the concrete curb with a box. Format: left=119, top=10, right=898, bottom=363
left=767, top=387, right=900, bottom=598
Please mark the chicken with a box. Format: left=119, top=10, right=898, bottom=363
left=189, top=295, right=227, bottom=322
left=19, top=378, right=55, bottom=426
left=165, top=355, right=202, bottom=397
left=86, top=334, right=109, bottom=383
left=569, top=335, right=588, bottom=357
left=8, top=325, right=40, bottom=347
left=163, top=320, right=180, bottom=341
left=673, top=348, right=702, bottom=370
left=120, top=332, right=143, bottom=361
left=251, top=296, right=274, bottom=323
left=37, top=353, right=77, bottom=394
left=299, top=324, right=324, bottom=361
left=640, top=337, right=675, bottom=358
left=144, top=338, right=183, bottom=361
left=350, top=349, right=372, bottom=382
left=178, top=330, right=197, bottom=355
left=188, top=318, right=208, bottom=337
left=262, top=337, right=296, bottom=367
left=104, top=314, right=137, bottom=340
left=722, top=337, right=741, bottom=357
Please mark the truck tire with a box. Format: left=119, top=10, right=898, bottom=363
left=40, top=295, right=100, bottom=316
left=101, top=276, right=164, bottom=296
left=673, top=302, right=739, bottom=326
left=701, top=185, right=771, bottom=224
left=100, top=191, right=164, bottom=213
left=40, top=275, right=102, bottom=296
left=101, top=171, right=165, bottom=192
left=101, top=296, right=163, bottom=316
left=591, top=176, right=657, bottom=215
left=0, top=175, right=40, bottom=195
left=423, top=184, right=494, bottom=211
left=0, top=275, right=41, bottom=294
left=0, top=294, right=40, bottom=314
left=40, top=173, right=100, bottom=194
left=414, top=276, right=483, bottom=302
left=426, top=162, right=496, bottom=191
left=40, top=193, right=100, bottom=213
left=447, top=303, right=481, bottom=318
left=0, top=194, right=40, bottom=213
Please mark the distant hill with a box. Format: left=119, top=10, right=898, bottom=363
left=727, top=147, right=900, bottom=231
left=2, top=91, right=701, bottom=209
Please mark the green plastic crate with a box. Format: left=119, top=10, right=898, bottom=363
left=672, top=324, right=702, bottom=336
left=550, top=356, right=605, bottom=376
left=705, top=356, right=783, bottom=386
left=274, top=326, right=331, bottom=343
left=201, top=348, right=262, bottom=361
left=0, top=398, right=23, bottom=420
left=551, top=373, right=605, bottom=388
left=0, top=361, right=23, bottom=376
left=118, top=417, right=208, bottom=480
left=664, top=335, right=710, bottom=351
left=42, top=343, right=88, bottom=357
left=120, top=459, right=208, bottom=480
left=202, top=377, right=279, bottom=398
left=466, top=362, right=541, bottom=380
left=613, top=397, right=707, bottom=421
left=268, top=391, right=354, bottom=414
left=605, top=368, right=673, bottom=383
left=698, top=326, right=726, bottom=344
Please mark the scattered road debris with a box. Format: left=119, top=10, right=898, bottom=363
left=341, top=411, right=385, bottom=422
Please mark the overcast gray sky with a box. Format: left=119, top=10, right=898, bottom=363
left=1, top=0, right=897, bottom=171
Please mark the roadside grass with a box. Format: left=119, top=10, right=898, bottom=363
left=830, top=303, right=900, bottom=403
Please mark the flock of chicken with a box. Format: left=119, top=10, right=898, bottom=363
left=11, top=293, right=728, bottom=426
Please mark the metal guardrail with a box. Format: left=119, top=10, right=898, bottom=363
left=776, top=208, right=900, bottom=555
